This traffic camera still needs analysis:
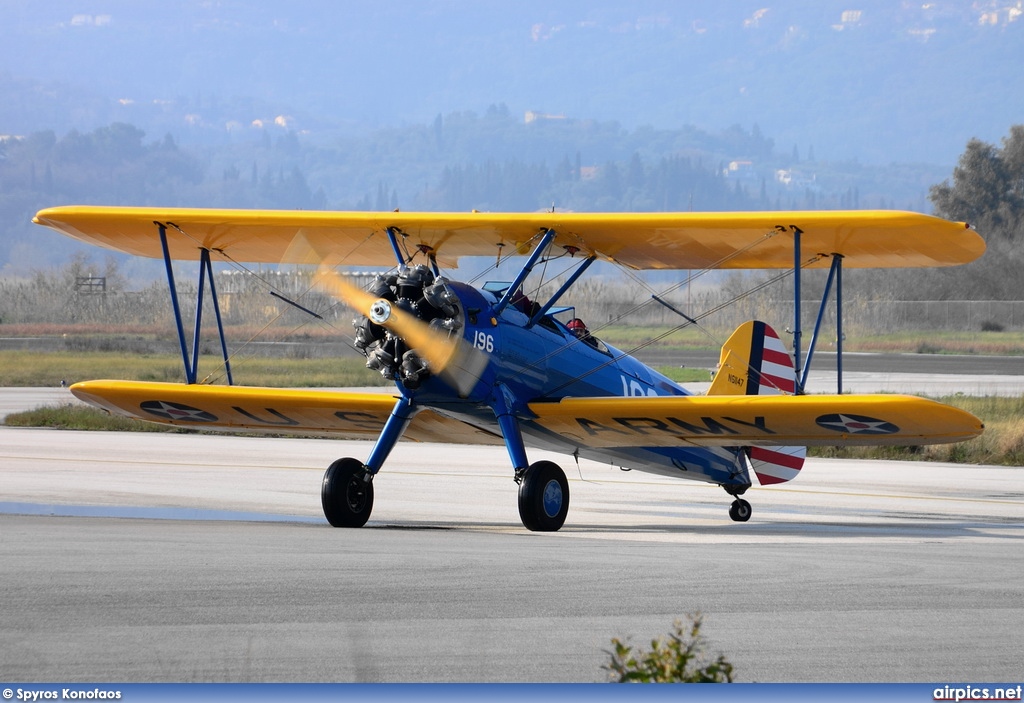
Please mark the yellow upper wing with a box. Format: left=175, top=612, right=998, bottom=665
left=34, top=206, right=984, bottom=270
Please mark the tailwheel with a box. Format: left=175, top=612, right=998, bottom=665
left=729, top=498, right=752, bottom=523
left=517, top=460, right=569, bottom=532
left=322, top=457, right=374, bottom=527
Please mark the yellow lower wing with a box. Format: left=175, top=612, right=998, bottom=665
left=70, top=381, right=503, bottom=445
left=527, top=394, right=983, bottom=447
left=70, top=381, right=983, bottom=450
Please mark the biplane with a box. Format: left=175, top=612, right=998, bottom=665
left=33, top=207, right=986, bottom=531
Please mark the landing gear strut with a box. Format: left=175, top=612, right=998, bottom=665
left=322, top=457, right=374, bottom=527
left=517, top=460, right=570, bottom=532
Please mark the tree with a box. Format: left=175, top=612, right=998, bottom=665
left=930, top=125, right=1024, bottom=237
left=604, top=613, right=735, bottom=683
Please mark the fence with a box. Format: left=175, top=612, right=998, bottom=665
left=569, top=293, right=1024, bottom=335
left=3, top=268, right=1023, bottom=335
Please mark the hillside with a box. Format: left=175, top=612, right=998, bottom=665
left=1, top=0, right=1021, bottom=165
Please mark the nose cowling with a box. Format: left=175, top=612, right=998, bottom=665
left=352, top=264, right=467, bottom=390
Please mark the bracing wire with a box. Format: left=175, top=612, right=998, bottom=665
left=539, top=254, right=824, bottom=397
left=167, top=217, right=801, bottom=394
left=163, top=222, right=380, bottom=384
left=509, top=227, right=788, bottom=378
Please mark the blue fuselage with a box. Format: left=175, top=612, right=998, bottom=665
left=407, top=283, right=749, bottom=488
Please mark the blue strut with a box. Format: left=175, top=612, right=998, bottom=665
left=800, top=253, right=843, bottom=392
left=492, top=384, right=529, bottom=473
left=363, top=395, right=418, bottom=474
left=494, top=229, right=556, bottom=316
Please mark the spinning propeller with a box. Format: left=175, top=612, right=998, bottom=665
left=314, top=265, right=487, bottom=397
left=283, top=232, right=487, bottom=396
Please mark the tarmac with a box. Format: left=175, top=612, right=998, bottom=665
left=1, top=373, right=1023, bottom=683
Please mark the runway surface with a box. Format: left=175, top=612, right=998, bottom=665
left=645, top=349, right=1024, bottom=377
left=2, top=406, right=1023, bottom=682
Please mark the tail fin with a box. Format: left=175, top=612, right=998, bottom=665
left=708, top=320, right=806, bottom=485
left=708, top=320, right=796, bottom=396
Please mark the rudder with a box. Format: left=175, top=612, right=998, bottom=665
left=708, top=320, right=806, bottom=485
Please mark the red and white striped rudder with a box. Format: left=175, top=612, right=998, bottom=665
left=708, top=320, right=807, bottom=485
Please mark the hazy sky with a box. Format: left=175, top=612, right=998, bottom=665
left=3, top=1, right=1022, bottom=164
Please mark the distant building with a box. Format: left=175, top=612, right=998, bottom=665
left=775, top=169, right=818, bottom=191
left=70, top=14, right=112, bottom=27
left=979, top=3, right=1023, bottom=26
left=723, top=160, right=758, bottom=181
left=524, top=111, right=567, bottom=124
left=832, top=9, right=863, bottom=31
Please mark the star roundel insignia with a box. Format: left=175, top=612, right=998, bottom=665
left=816, top=413, right=899, bottom=435
left=140, top=400, right=219, bottom=423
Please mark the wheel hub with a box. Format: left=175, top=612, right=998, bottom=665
left=542, top=479, right=563, bottom=518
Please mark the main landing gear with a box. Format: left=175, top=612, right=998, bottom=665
left=321, top=456, right=571, bottom=532
left=319, top=389, right=572, bottom=531
left=321, top=457, right=374, bottom=527
left=516, top=461, right=570, bottom=532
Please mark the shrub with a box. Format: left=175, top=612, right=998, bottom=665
left=604, top=613, right=735, bottom=683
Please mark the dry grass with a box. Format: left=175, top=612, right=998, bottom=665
left=4, top=404, right=189, bottom=432
left=0, top=350, right=388, bottom=388
left=848, top=331, right=1024, bottom=356
left=0, top=322, right=344, bottom=342
left=810, top=395, right=1024, bottom=466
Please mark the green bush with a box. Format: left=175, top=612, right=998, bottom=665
left=604, top=613, right=734, bottom=683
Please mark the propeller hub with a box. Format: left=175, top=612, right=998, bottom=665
left=369, top=299, right=393, bottom=324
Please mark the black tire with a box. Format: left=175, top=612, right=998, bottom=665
left=322, top=457, right=374, bottom=527
left=517, top=460, right=569, bottom=532
left=729, top=498, right=752, bottom=523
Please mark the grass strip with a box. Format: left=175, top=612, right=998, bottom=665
left=0, top=350, right=390, bottom=388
